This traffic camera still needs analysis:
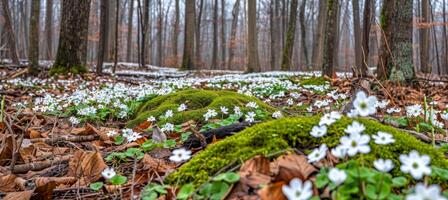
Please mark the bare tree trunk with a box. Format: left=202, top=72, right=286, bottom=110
left=52, top=0, right=91, bottom=75
left=1, top=0, right=20, bottom=65
left=126, top=0, right=134, bottom=62
left=220, top=0, right=226, bottom=69
left=299, top=0, right=309, bottom=68
left=97, top=0, right=110, bottom=74
left=420, top=0, right=430, bottom=73
left=429, top=0, right=440, bottom=75
left=246, top=0, right=260, bottom=72
left=181, top=0, right=195, bottom=70
left=195, top=0, right=204, bottom=67
left=444, top=0, right=448, bottom=75
left=311, top=0, right=326, bottom=70
left=269, top=0, right=275, bottom=71
left=28, top=0, right=40, bottom=73
left=211, top=0, right=219, bottom=69
left=172, top=0, right=179, bottom=66
left=156, top=0, right=163, bottom=66
left=113, top=0, right=120, bottom=73
left=280, top=0, right=299, bottom=71
left=322, top=0, right=339, bottom=77
left=227, top=0, right=240, bottom=70
left=360, top=0, right=372, bottom=76
left=378, top=0, right=415, bottom=82
left=353, top=0, right=362, bottom=74
left=45, top=0, right=53, bottom=60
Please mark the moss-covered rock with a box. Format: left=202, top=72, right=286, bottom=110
left=165, top=116, right=448, bottom=186
left=127, top=89, right=277, bottom=127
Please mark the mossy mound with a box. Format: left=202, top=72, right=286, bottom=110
left=127, top=89, right=277, bottom=127
left=49, top=65, right=87, bottom=76
left=165, top=116, right=448, bottom=186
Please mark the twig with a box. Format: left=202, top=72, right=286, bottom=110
left=130, top=158, right=138, bottom=200
left=10, top=155, right=71, bottom=174
left=30, top=135, right=100, bottom=145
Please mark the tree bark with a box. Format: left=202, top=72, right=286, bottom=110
left=299, top=0, right=309, bottom=68
left=1, top=0, right=20, bottom=65
left=51, top=0, right=91, bottom=75
left=246, top=0, right=260, bottom=72
left=420, top=0, right=430, bottom=73
left=96, top=0, right=110, bottom=74
left=444, top=0, right=448, bottom=75
left=352, top=0, right=362, bottom=75
left=181, top=0, right=196, bottom=70
left=220, top=0, right=226, bottom=69
left=172, top=0, right=179, bottom=66
left=280, top=0, right=299, bottom=71
left=113, top=0, right=120, bottom=73
left=156, top=0, right=163, bottom=66
left=227, top=0, right=240, bottom=70
left=360, top=0, right=372, bottom=76
left=195, top=0, right=204, bottom=68
left=311, top=0, right=326, bottom=70
left=126, top=0, right=134, bottom=62
left=45, top=0, right=53, bottom=60
left=269, top=0, right=275, bottom=71
left=211, top=0, right=219, bottom=69
left=28, top=0, right=40, bottom=73
left=378, top=0, right=415, bottom=82
left=322, top=0, right=339, bottom=77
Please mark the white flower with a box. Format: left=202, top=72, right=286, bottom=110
left=245, top=111, right=256, bottom=123
left=347, top=109, right=359, bottom=118
left=162, top=123, right=174, bottom=132
left=372, top=131, right=395, bottom=145
left=329, top=111, right=342, bottom=120
left=400, top=150, right=431, bottom=180
left=310, top=125, right=327, bottom=138
left=177, top=104, right=187, bottom=112
left=204, top=109, right=218, bottom=121
left=122, top=128, right=142, bottom=142
left=331, top=145, right=348, bottom=159
left=441, top=112, right=448, bottom=121
left=246, top=102, right=259, bottom=109
left=147, top=116, right=156, bottom=122
left=169, top=148, right=192, bottom=163
left=376, top=99, right=390, bottom=109
left=328, top=168, right=347, bottom=186
left=107, top=130, right=117, bottom=137
left=234, top=106, right=242, bottom=116
left=406, top=183, right=447, bottom=200
left=101, top=167, right=116, bottom=179
left=290, top=92, right=300, bottom=99
left=220, top=106, right=228, bottom=114
left=344, top=121, right=365, bottom=135
left=319, top=113, right=337, bottom=126
left=69, top=116, right=80, bottom=125
left=272, top=111, right=283, bottom=119
left=387, top=107, right=401, bottom=114
left=164, top=109, right=174, bottom=118
left=406, top=105, right=423, bottom=117
left=287, top=98, right=294, bottom=106
left=340, top=132, right=371, bottom=156
left=282, top=178, right=313, bottom=200
left=307, top=144, right=327, bottom=163
left=374, top=159, right=394, bottom=172
left=353, top=91, right=378, bottom=117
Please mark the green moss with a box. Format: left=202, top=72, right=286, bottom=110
left=49, top=65, right=87, bottom=76
left=127, top=89, right=277, bottom=127
left=299, top=76, right=328, bottom=86
left=165, top=116, right=448, bottom=186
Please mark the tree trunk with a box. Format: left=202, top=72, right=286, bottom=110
left=352, top=0, right=362, bottom=74
left=211, top=0, right=219, bottom=69
left=280, top=0, right=299, bottom=71
left=126, top=0, right=134, bottom=62
left=156, top=0, right=163, bottom=66
left=378, top=0, right=415, bottom=82
left=51, top=0, right=91, bottom=75
left=1, top=0, right=20, bottom=65
left=97, top=0, right=109, bottom=74
left=220, top=0, right=226, bottom=69
left=269, top=0, right=275, bottom=71
left=311, top=0, right=326, bottom=70
left=28, top=0, right=40, bottom=73
left=246, top=0, right=260, bottom=72
left=195, top=0, right=204, bottom=67
left=420, top=0, right=430, bottom=73
left=444, top=0, right=448, bottom=75
left=227, top=0, right=240, bottom=70
left=113, top=0, right=120, bottom=73
left=45, top=0, right=53, bottom=60
left=322, top=0, right=339, bottom=77
left=299, top=0, right=309, bottom=68
left=181, top=0, right=195, bottom=70
left=172, top=0, right=179, bottom=66
left=360, top=0, right=372, bottom=76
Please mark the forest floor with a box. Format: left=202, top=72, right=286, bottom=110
left=1, top=64, right=448, bottom=200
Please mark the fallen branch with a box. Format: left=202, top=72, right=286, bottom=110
left=183, top=121, right=258, bottom=148
left=9, top=155, right=71, bottom=174
left=30, top=135, right=100, bottom=145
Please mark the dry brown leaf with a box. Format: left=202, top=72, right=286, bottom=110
left=67, top=150, right=107, bottom=186
left=271, top=154, right=317, bottom=182
left=257, top=181, right=286, bottom=200
left=239, top=156, right=272, bottom=188
left=0, top=174, right=19, bottom=192
left=0, top=135, right=14, bottom=165
left=140, top=154, right=176, bottom=173
left=2, top=190, right=34, bottom=200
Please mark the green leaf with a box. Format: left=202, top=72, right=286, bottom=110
left=432, top=166, right=448, bottom=180
left=392, top=177, right=408, bottom=188
left=114, top=135, right=125, bottom=145
left=213, top=172, right=240, bottom=183
left=142, top=191, right=158, bottom=200
left=181, top=132, right=192, bottom=142
left=163, top=139, right=177, bottom=148
left=209, top=182, right=230, bottom=200
left=315, top=172, right=329, bottom=189
left=177, top=183, right=195, bottom=199
left=364, top=183, right=391, bottom=200
left=89, top=182, right=104, bottom=191
left=110, top=175, right=127, bottom=185
left=125, top=148, right=144, bottom=159
left=338, top=182, right=359, bottom=195
left=310, top=196, right=321, bottom=200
